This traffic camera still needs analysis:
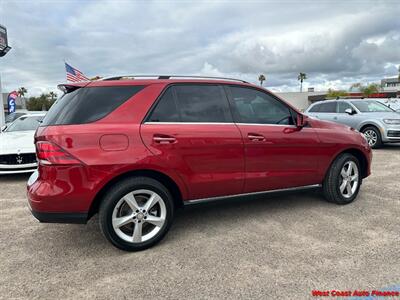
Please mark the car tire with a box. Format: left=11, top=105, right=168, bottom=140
left=362, top=126, right=382, bottom=149
left=323, top=153, right=362, bottom=205
left=99, top=177, right=174, bottom=251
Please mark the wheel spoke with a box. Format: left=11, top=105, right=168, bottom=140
left=123, top=193, right=140, bottom=211
left=143, top=192, right=160, bottom=212
left=351, top=174, right=359, bottom=182
left=346, top=181, right=352, bottom=195
left=340, top=180, right=347, bottom=193
left=132, top=222, right=143, bottom=242
left=145, top=215, right=165, bottom=227
left=347, top=163, right=353, bottom=176
left=113, top=215, right=133, bottom=228
left=341, top=168, right=347, bottom=178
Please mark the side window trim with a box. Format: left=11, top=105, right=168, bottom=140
left=225, top=85, right=296, bottom=126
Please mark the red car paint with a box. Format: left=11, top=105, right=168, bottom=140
left=27, top=79, right=372, bottom=222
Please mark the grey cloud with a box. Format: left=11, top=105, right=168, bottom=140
left=0, top=0, right=399, bottom=95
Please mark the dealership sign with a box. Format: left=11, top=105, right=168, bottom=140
left=0, top=24, right=11, bottom=57
left=7, top=91, right=18, bottom=114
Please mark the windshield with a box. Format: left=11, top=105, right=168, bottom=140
left=6, top=116, right=44, bottom=132
left=350, top=100, right=395, bottom=113
left=5, top=113, right=25, bottom=123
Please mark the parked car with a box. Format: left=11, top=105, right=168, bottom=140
left=374, top=98, right=400, bottom=112
left=305, top=99, right=400, bottom=148
left=4, top=111, right=46, bottom=125
left=0, top=114, right=45, bottom=174
left=27, top=76, right=372, bottom=251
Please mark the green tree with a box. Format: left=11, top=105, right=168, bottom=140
left=18, top=87, right=27, bottom=97
left=298, top=72, right=307, bottom=92
left=258, top=74, right=266, bottom=86
left=49, top=91, right=57, bottom=101
left=26, top=93, right=56, bottom=111
left=350, top=83, right=379, bottom=98
left=326, top=89, right=348, bottom=99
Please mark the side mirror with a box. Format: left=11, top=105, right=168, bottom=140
left=345, top=108, right=355, bottom=115
left=296, top=114, right=308, bottom=128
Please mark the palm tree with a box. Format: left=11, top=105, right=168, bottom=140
left=49, top=91, right=57, bottom=101
left=18, top=87, right=27, bottom=97
left=297, top=72, right=307, bottom=92
left=258, top=74, right=266, bottom=86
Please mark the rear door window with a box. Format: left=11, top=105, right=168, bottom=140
left=308, top=104, right=321, bottom=112
left=41, top=85, right=144, bottom=126
left=318, top=102, right=337, bottom=113
left=148, top=84, right=232, bottom=123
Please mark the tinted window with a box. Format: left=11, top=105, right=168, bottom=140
left=148, top=88, right=179, bottom=122
left=338, top=102, right=353, bottom=113
left=5, top=113, right=25, bottom=123
left=148, top=85, right=232, bottom=123
left=308, top=104, right=320, bottom=112
left=6, top=116, right=44, bottom=132
left=350, top=100, right=394, bottom=112
left=230, top=86, right=294, bottom=125
left=41, top=86, right=144, bottom=126
left=318, top=102, right=336, bottom=113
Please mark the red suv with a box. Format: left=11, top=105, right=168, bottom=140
left=27, top=76, right=372, bottom=251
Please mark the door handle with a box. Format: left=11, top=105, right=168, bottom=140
left=248, top=133, right=265, bottom=141
left=333, top=116, right=338, bottom=120
left=153, top=135, right=176, bottom=144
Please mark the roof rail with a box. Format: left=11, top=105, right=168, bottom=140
left=102, top=75, right=249, bottom=83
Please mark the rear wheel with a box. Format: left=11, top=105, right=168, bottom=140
left=323, top=153, right=362, bottom=204
left=99, top=177, right=174, bottom=251
left=362, top=126, right=382, bottom=149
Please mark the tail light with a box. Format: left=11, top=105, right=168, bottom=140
left=36, top=141, right=81, bottom=165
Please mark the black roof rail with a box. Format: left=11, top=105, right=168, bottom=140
left=102, top=75, right=249, bottom=83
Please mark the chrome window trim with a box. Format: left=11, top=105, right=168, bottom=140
left=184, top=184, right=321, bottom=205
left=144, top=122, right=297, bottom=127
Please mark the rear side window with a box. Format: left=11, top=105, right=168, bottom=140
left=308, top=104, right=321, bottom=112
left=148, top=84, right=232, bottom=123
left=318, top=102, right=336, bottom=113
left=41, top=86, right=144, bottom=125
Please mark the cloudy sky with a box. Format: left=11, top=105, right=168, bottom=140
left=0, top=0, right=399, bottom=96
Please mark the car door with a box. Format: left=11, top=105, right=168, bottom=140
left=336, top=101, right=362, bottom=129
left=140, top=84, right=245, bottom=200
left=226, top=85, right=322, bottom=193
left=311, top=101, right=338, bottom=122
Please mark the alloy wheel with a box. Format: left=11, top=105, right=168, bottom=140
left=339, top=161, right=359, bottom=198
left=112, top=189, right=167, bottom=243
left=363, top=129, right=377, bottom=147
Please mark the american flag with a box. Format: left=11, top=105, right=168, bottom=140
left=65, top=62, right=90, bottom=82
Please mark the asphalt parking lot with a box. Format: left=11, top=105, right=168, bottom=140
left=1, top=146, right=399, bottom=299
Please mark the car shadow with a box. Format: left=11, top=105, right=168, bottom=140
left=0, top=173, right=31, bottom=181
left=26, top=188, right=328, bottom=255
left=377, top=143, right=400, bottom=150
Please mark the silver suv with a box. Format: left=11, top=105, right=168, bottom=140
left=305, top=99, right=400, bottom=148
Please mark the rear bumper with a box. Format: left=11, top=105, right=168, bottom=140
left=30, top=209, right=87, bottom=224
left=0, top=163, right=37, bottom=174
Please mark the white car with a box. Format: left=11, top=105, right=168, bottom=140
left=0, top=114, right=45, bottom=174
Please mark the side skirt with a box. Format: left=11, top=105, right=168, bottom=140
left=184, top=184, right=322, bottom=206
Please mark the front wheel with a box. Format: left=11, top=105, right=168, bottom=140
left=323, top=153, right=362, bottom=204
left=362, top=126, right=382, bottom=149
left=99, top=177, right=174, bottom=251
